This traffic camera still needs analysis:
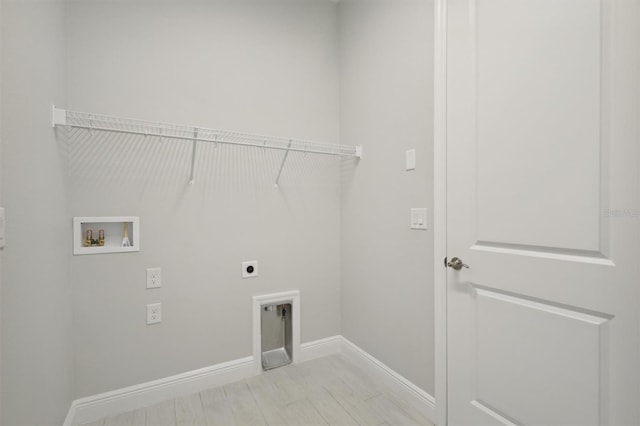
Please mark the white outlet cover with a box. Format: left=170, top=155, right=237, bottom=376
left=147, top=303, right=161, bottom=324
left=147, top=267, right=161, bottom=289
left=242, top=260, right=259, bottom=278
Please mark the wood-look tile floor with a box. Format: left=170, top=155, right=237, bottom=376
left=81, top=355, right=433, bottom=426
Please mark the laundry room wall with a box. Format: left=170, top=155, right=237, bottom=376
left=338, top=0, right=435, bottom=395
left=1, top=0, right=73, bottom=424
left=65, top=0, right=343, bottom=398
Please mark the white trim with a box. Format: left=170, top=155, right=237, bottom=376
left=341, top=337, right=436, bottom=423
left=299, top=335, right=343, bottom=362
left=470, top=400, right=518, bottom=426
left=62, top=403, right=76, bottom=426
left=64, top=335, right=436, bottom=426
left=470, top=242, right=615, bottom=266
left=433, top=0, right=449, bottom=425
left=474, top=287, right=612, bottom=325
left=252, top=290, right=301, bottom=375
left=66, top=356, right=255, bottom=426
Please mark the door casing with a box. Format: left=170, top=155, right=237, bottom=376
left=433, top=1, right=448, bottom=425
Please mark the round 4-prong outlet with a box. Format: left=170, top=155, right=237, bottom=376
left=242, top=260, right=259, bottom=278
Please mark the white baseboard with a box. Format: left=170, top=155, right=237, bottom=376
left=65, top=335, right=436, bottom=425
left=62, top=403, right=76, bottom=426
left=66, top=356, right=254, bottom=426
left=340, top=337, right=437, bottom=423
left=300, top=335, right=343, bottom=362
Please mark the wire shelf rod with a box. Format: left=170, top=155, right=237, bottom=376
left=188, top=129, right=199, bottom=185
left=52, top=106, right=362, bottom=159
left=274, top=140, right=293, bottom=189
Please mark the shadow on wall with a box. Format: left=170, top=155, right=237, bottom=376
left=339, top=156, right=360, bottom=190
left=56, top=126, right=344, bottom=196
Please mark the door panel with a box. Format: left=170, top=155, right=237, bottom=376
left=474, top=0, right=602, bottom=252
left=474, top=286, right=609, bottom=426
left=446, top=0, right=640, bottom=424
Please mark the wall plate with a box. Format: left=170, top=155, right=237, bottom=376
left=406, top=149, right=416, bottom=171
left=411, top=208, right=427, bottom=230
left=0, top=208, right=5, bottom=248
left=242, top=260, right=259, bottom=278
left=147, top=268, right=161, bottom=289
left=147, top=303, right=162, bottom=325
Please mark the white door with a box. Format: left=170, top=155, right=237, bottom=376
left=445, top=0, right=640, bottom=424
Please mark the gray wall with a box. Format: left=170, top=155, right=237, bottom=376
left=0, top=1, right=436, bottom=422
left=0, top=0, right=3, bottom=421
left=338, top=0, right=435, bottom=395
left=1, top=0, right=73, bottom=424
left=65, top=0, right=342, bottom=398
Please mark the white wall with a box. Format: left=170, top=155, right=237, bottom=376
left=1, top=0, right=73, bottom=424
left=64, top=0, right=342, bottom=398
left=0, top=0, right=3, bottom=421
left=339, top=0, right=435, bottom=395
left=0, top=1, right=436, bottom=422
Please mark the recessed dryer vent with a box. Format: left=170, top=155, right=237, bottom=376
left=261, top=303, right=292, bottom=370
left=252, top=290, right=300, bottom=373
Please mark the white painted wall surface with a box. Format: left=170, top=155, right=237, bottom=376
left=338, top=0, right=435, bottom=395
left=0, top=0, right=73, bottom=424
left=0, top=2, right=436, bottom=421
left=0, top=0, right=3, bottom=421
left=65, top=0, right=342, bottom=398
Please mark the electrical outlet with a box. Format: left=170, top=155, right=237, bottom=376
left=147, top=267, right=161, bottom=289
left=242, top=260, right=259, bottom=278
left=147, top=303, right=161, bottom=324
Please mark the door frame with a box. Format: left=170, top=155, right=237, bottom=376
left=433, top=0, right=448, bottom=425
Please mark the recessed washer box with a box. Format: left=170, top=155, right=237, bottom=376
left=73, top=216, right=140, bottom=255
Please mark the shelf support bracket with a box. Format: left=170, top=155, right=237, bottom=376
left=189, top=129, right=199, bottom=185
left=274, top=140, right=293, bottom=189
left=52, top=105, right=66, bottom=128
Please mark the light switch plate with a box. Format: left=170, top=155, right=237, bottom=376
left=0, top=208, right=4, bottom=248
left=405, top=149, right=416, bottom=171
left=411, top=208, right=427, bottom=230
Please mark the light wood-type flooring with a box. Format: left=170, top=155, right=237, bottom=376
left=81, top=354, right=433, bottom=426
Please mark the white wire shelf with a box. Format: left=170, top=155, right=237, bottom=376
left=52, top=106, right=362, bottom=187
